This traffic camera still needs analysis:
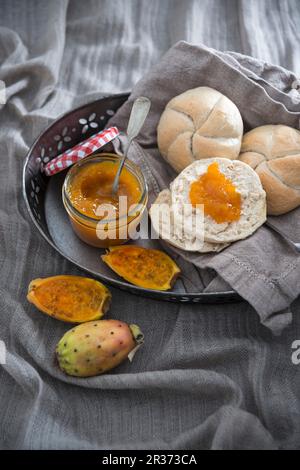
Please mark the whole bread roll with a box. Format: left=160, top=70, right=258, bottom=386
left=239, top=125, right=300, bottom=215
left=157, top=87, right=243, bottom=173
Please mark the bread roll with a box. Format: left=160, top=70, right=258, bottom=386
left=170, top=158, right=266, bottom=244
left=239, top=125, right=300, bottom=215
left=149, top=189, right=229, bottom=253
left=157, top=87, right=243, bottom=173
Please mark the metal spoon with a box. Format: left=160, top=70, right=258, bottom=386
left=112, top=96, right=151, bottom=196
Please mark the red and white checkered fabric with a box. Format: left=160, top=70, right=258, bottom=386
left=44, top=127, right=120, bottom=176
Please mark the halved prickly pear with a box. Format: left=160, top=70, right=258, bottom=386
left=27, top=275, right=111, bottom=323
left=102, top=245, right=180, bottom=291
left=56, top=320, right=144, bottom=377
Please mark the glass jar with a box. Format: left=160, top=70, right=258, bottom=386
left=62, top=153, right=148, bottom=248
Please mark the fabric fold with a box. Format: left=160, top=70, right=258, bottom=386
left=109, top=41, right=300, bottom=332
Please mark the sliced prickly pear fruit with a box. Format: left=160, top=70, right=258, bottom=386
left=102, top=245, right=180, bottom=290
left=27, top=275, right=111, bottom=323
left=56, top=320, right=144, bottom=377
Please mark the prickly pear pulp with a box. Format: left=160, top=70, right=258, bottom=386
left=102, top=245, right=181, bottom=290
left=27, top=275, right=111, bottom=323
left=56, top=320, right=144, bottom=377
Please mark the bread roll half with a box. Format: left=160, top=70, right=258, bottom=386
left=170, top=158, right=266, bottom=243
left=149, top=189, right=229, bottom=253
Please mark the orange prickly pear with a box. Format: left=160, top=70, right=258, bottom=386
left=27, top=275, right=111, bottom=323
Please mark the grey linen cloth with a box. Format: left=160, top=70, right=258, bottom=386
left=1, top=0, right=300, bottom=451
left=109, top=41, right=300, bottom=334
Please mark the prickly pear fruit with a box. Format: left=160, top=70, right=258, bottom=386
left=27, top=275, right=111, bottom=323
left=102, top=245, right=180, bottom=291
left=56, top=320, right=144, bottom=377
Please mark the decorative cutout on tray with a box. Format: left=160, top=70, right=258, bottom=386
left=54, top=126, right=72, bottom=151
left=79, top=113, right=98, bottom=134
left=30, top=177, right=42, bottom=222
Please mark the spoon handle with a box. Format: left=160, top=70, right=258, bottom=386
left=126, top=96, right=151, bottom=142
left=112, top=97, right=151, bottom=195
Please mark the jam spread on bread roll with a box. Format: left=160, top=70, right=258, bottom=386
left=189, top=162, right=241, bottom=223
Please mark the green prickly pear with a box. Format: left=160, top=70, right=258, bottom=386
left=56, top=319, right=144, bottom=377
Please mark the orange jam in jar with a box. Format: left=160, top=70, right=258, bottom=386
left=63, top=153, right=148, bottom=247
left=189, top=162, right=241, bottom=223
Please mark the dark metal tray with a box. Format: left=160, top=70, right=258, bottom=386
left=23, top=93, right=239, bottom=303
